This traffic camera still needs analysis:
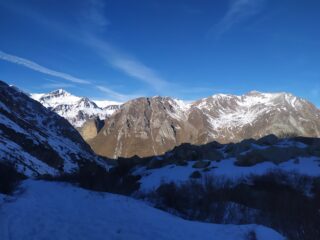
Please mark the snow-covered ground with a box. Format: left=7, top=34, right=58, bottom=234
left=0, top=180, right=284, bottom=240
left=136, top=156, right=320, bottom=191
left=0, top=193, right=7, bottom=205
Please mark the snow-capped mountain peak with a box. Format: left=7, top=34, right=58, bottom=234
left=31, top=89, right=121, bottom=127
left=50, top=88, right=71, bottom=96
left=31, top=90, right=80, bottom=108
left=77, top=97, right=99, bottom=108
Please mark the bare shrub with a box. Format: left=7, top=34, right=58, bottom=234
left=39, top=161, right=141, bottom=195
left=142, top=171, right=320, bottom=240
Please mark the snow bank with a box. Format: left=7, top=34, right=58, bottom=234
left=0, top=180, right=284, bottom=240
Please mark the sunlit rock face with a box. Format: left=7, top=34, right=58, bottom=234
left=89, top=92, right=320, bottom=158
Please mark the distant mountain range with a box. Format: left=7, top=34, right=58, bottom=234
left=32, top=89, right=320, bottom=159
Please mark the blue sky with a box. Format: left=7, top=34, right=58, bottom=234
left=0, top=0, right=320, bottom=106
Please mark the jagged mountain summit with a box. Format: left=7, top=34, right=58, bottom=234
left=0, top=81, right=107, bottom=176
left=31, top=89, right=121, bottom=128
left=89, top=96, right=193, bottom=158
left=191, top=91, right=320, bottom=142
left=88, top=91, right=320, bottom=158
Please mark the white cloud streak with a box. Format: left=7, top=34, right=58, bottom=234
left=96, top=85, right=140, bottom=101
left=0, top=50, right=90, bottom=84
left=211, top=0, right=265, bottom=38
left=81, top=0, right=169, bottom=92
left=0, top=50, right=135, bottom=101
left=111, top=58, right=167, bottom=91
left=85, top=36, right=169, bottom=92
left=1, top=0, right=170, bottom=98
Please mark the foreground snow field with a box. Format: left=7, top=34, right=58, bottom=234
left=0, top=180, right=284, bottom=240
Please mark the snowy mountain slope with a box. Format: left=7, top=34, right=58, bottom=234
left=31, top=89, right=121, bottom=127
left=0, top=180, right=285, bottom=240
left=191, top=91, right=320, bottom=142
left=89, top=91, right=320, bottom=158
left=0, top=81, right=107, bottom=176
left=31, top=89, right=81, bottom=108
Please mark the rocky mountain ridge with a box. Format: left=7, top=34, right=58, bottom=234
left=90, top=92, right=320, bottom=158
left=32, top=89, right=320, bottom=159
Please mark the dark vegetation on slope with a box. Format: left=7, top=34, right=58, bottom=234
left=113, top=135, right=320, bottom=169
left=38, top=160, right=141, bottom=195
left=138, top=171, right=320, bottom=240
left=1, top=150, right=140, bottom=197
left=0, top=161, right=25, bottom=195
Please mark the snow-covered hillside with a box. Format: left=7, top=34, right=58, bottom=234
left=0, top=180, right=284, bottom=240
left=31, top=89, right=121, bottom=127
left=136, top=156, right=320, bottom=191
left=0, top=81, right=107, bottom=176
left=130, top=135, right=320, bottom=191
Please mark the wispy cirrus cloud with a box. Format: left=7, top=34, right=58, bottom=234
left=0, top=50, right=133, bottom=101
left=86, top=36, right=168, bottom=92
left=111, top=58, right=167, bottom=91
left=96, top=85, right=140, bottom=101
left=0, top=50, right=90, bottom=84
left=82, top=0, right=169, bottom=93
left=209, top=0, right=266, bottom=38
left=1, top=0, right=170, bottom=97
